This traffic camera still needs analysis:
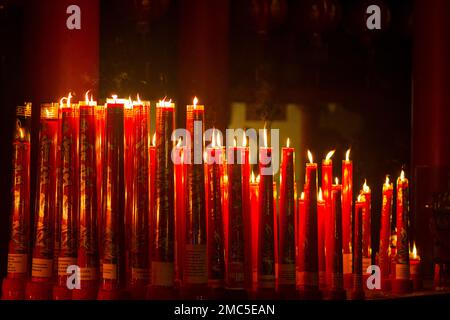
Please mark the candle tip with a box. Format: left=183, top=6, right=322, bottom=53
left=363, top=179, right=370, bottom=192
left=243, top=132, right=247, bottom=147
left=307, top=150, right=313, bottom=164
left=286, top=137, right=290, bottom=148
left=345, top=148, right=351, bottom=161
left=152, top=133, right=156, bottom=147
left=335, top=177, right=339, bottom=185
left=318, top=188, right=323, bottom=201
left=193, top=96, right=198, bottom=107
left=400, top=170, right=405, bottom=180
left=325, top=149, right=335, bottom=161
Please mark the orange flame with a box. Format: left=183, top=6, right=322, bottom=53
left=152, top=133, right=156, bottom=147
left=307, top=150, right=313, bottom=164
left=243, top=132, right=247, bottom=147
left=318, top=188, right=323, bottom=201
left=335, top=177, right=339, bottom=185
left=325, top=149, right=335, bottom=161
left=363, top=179, right=370, bottom=193
left=345, top=149, right=351, bottom=161
left=251, top=171, right=256, bottom=184
left=400, top=170, right=405, bottom=181
left=286, top=137, right=290, bottom=148
left=193, top=96, right=198, bottom=109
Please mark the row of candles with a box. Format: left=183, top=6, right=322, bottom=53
left=1, top=94, right=420, bottom=300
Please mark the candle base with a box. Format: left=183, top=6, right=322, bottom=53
left=72, top=284, right=99, bottom=300
left=326, top=288, right=347, bottom=300
left=25, top=281, right=53, bottom=300
left=343, top=273, right=353, bottom=290
left=52, top=284, right=73, bottom=300
left=97, top=288, right=124, bottom=300
left=146, top=285, right=179, bottom=300
left=1, top=277, right=26, bottom=300
left=297, top=286, right=322, bottom=300
left=391, top=279, right=413, bottom=294
left=350, top=289, right=365, bottom=300
left=381, top=278, right=391, bottom=291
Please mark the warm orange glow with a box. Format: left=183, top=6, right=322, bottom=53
left=136, top=94, right=141, bottom=104
left=212, top=129, right=216, bottom=148
left=243, top=132, right=247, bottom=147
left=152, top=133, right=156, bottom=147
left=335, top=177, right=339, bottom=185
left=176, top=137, right=182, bottom=148
left=256, top=174, right=261, bottom=183
left=18, top=128, right=24, bottom=139
left=216, top=131, right=221, bottom=147
left=345, top=149, right=351, bottom=161
left=318, top=188, right=323, bottom=202
left=158, top=98, right=173, bottom=107
left=357, top=194, right=363, bottom=202
left=400, top=170, right=405, bottom=181
left=60, top=92, right=73, bottom=108
left=385, top=176, right=390, bottom=187
left=325, top=149, right=335, bottom=161
left=193, top=96, right=198, bottom=109
left=85, top=90, right=90, bottom=103
left=411, top=242, right=419, bottom=260
left=112, top=94, right=118, bottom=101
left=263, top=128, right=268, bottom=148
left=363, top=179, right=370, bottom=193
left=300, top=191, right=305, bottom=200
left=307, top=150, right=313, bottom=164
left=286, top=137, right=290, bottom=148
left=251, top=171, right=256, bottom=184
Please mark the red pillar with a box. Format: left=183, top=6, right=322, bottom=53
left=412, top=0, right=450, bottom=277
left=177, top=0, right=230, bottom=131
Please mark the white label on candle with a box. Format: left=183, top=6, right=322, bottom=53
left=183, top=244, right=207, bottom=284
left=58, top=257, right=77, bottom=276
left=7, top=254, right=27, bottom=274
left=31, top=258, right=53, bottom=278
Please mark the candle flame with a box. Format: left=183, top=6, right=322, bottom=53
left=60, top=92, right=73, bottom=109
left=193, top=96, right=198, bottom=109
left=357, top=194, right=363, bottom=202
left=325, top=149, right=335, bottom=161
left=335, top=177, right=339, bottom=185
left=216, top=131, right=221, bottom=147
left=203, top=151, right=207, bottom=163
left=300, top=191, right=305, bottom=200
left=212, top=129, right=216, bottom=148
left=19, top=127, right=24, bottom=139
left=158, top=98, right=172, bottom=107
left=233, top=137, right=237, bottom=147
left=411, top=242, right=419, bottom=260
left=251, top=171, right=255, bottom=184
left=286, top=137, right=290, bottom=148
left=256, top=174, right=261, bottom=183
left=152, top=133, right=156, bottom=147
left=345, top=149, right=351, bottom=161
left=363, top=179, right=370, bottom=193
left=85, top=90, right=90, bottom=103
left=243, top=132, right=247, bottom=147
left=136, top=94, right=141, bottom=104
left=177, top=137, right=182, bottom=148
left=307, top=150, right=313, bottom=164
left=112, top=94, right=118, bottom=101
left=400, top=170, right=405, bottom=180
left=318, top=188, right=323, bottom=201
left=263, top=128, right=267, bottom=148
left=385, top=175, right=390, bottom=187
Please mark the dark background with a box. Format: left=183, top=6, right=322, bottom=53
left=0, top=0, right=413, bottom=279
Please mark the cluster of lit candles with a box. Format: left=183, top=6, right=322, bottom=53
left=1, top=94, right=421, bottom=300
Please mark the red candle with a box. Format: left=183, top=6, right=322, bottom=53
left=392, top=171, right=413, bottom=294
left=256, top=129, right=276, bottom=298
left=98, top=97, right=127, bottom=300
left=128, top=99, right=150, bottom=299
left=73, top=96, right=99, bottom=300
left=361, top=180, right=372, bottom=270
left=317, top=188, right=326, bottom=289
left=297, top=191, right=305, bottom=288
left=277, top=138, right=296, bottom=296
left=54, top=94, right=79, bottom=300
left=409, top=243, right=422, bottom=290
left=250, top=172, right=260, bottom=291
left=173, top=137, right=185, bottom=287
left=298, top=151, right=320, bottom=299
left=149, top=132, right=156, bottom=282
left=94, top=103, right=105, bottom=277
left=379, top=176, right=393, bottom=291
left=206, top=130, right=226, bottom=297
left=322, top=150, right=334, bottom=288
left=341, top=149, right=353, bottom=289
left=147, top=99, right=176, bottom=299
left=124, top=99, right=135, bottom=291
left=351, top=195, right=365, bottom=300
left=2, top=103, right=32, bottom=300
left=326, top=180, right=346, bottom=300
left=184, top=98, right=207, bottom=298
left=25, top=103, right=59, bottom=300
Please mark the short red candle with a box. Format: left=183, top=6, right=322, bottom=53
left=98, top=97, right=127, bottom=300
left=2, top=103, right=32, bottom=300
left=250, top=173, right=259, bottom=291
left=409, top=243, right=422, bottom=290
left=54, top=96, right=79, bottom=300
left=379, top=176, right=393, bottom=291
left=148, top=132, right=156, bottom=280
left=317, top=189, right=326, bottom=289
left=322, top=151, right=334, bottom=288
left=341, top=150, right=353, bottom=289
left=73, top=99, right=99, bottom=300
left=277, top=141, right=296, bottom=294
left=25, top=103, right=59, bottom=300
left=173, top=138, right=185, bottom=286
left=361, top=180, right=372, bottom=269
left=351, top=196, right=366, bottom=300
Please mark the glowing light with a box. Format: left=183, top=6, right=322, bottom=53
left=335, top=177, right=339, bottom=185
left=300, top=192, right=305, bottom=200
left=385, top=176, right=390, bottom=187
left=286, top=137, right=290, bottom=148
left=152, top=133, right=156, bottom=147
left=212, top=129, right=216, bottom=148
left=193, top=97, right=198, bottom=109
left=216, top=131, right=221, bottom=147
left=263, top=127, right=268, bottom=148
left=251, top=171, right=255, bottom=184
left=19, top=128, right=24, bottom=139
left=256, top=174, right=261, bottom=183
left=243, top=132, right=247, bottom=147
left=85, top=90, right=90, bottom=103
left=318, top=188, right=323, bottom=201
left=411, top=242, right=419, bottom=260
left=363, top=179, right=370, bottom=193
left=233, top=137, right=237, bottom=148
left=345, top=149, right=351, bottom=161
left=177, top=137, right=182, bottom=148
left=400, top=170, right=405, bottom=181
left=307, top=150, right=313, bottom=164
left=325, top=149, right=335, bottom=161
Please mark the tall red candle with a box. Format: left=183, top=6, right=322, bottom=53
left=226, top=138, right=251, bottom=296
left=250, top=172, right=259, bottom=291
left=326, top=180, right=346, bottom=300
left=184, top=98, right=207, bottom=298
left=392, top=171, right=413, bottom=294
left=341, top=149, right=353, bottom=289
left=2, top=103, right=32, bottom=300
left=173, top=137, right=185, bottom=287
left=277, top=138, right=296, bottom=296
left=317, top=188, right=326, bottom=289
left=128, top=100, right=150, bottom=299
left=257, top=130, right=276, bottom=298
left=98, top=97, right=127, bottom=300
left=95, top=103, right=105, bottom=277
left=124, top=99, right=135, bottom=291
left=206, top=131, right=225, bottom=297
left=73, top=97, right=99, bottom=300
left=54, top=94, right=79, bottom=300
left=351, top=196, right=365, bottom=300
left=149, top=132, right=156, bottom=282
left=379, top=176, right=393, bottom=291
left=322, top=150, right=334, bottom=288
left=147, top=100, right=176, bottom=299
left=25, top=103, right=59, bottom=300
left=298, top=151, right=320, bottom=299
left=361, top=180, right=372, bottom=270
